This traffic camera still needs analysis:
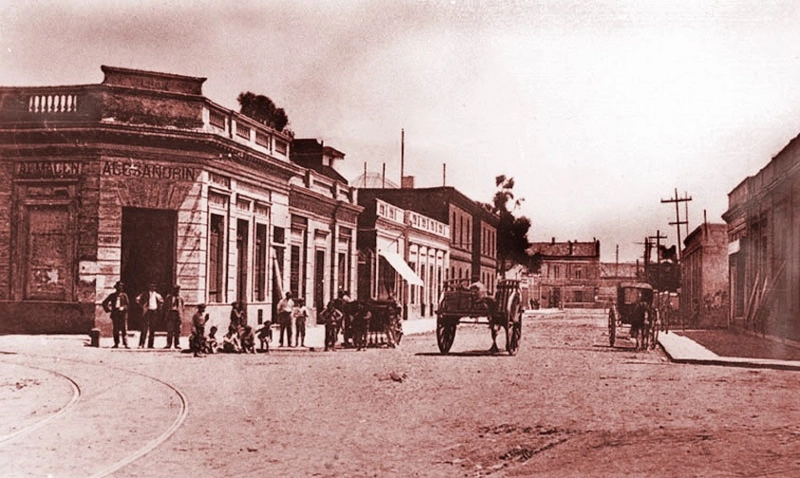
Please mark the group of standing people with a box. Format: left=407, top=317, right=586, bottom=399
left=102, top=281, right=184, bottom=349
left=102, top=282, right=310, bottom=353
left=276, top=292, right=309, bottom=348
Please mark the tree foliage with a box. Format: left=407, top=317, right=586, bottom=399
left=488, top=175, right=533, bottom=273
left=237, top=91, right=289, bottom=131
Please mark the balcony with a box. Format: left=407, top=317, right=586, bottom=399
left=28, top=93, right=79, bottom=113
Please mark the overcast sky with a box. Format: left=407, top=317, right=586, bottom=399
left=3, top=0, right=800, bottom=262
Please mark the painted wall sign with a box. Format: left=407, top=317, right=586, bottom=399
left=101, top=160, right=197, bottom=181
left=16, top=161, right=82, bottom=179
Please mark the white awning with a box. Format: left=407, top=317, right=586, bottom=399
left=379, top=250, right=424, bottom=286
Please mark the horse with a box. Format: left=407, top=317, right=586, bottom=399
left=630, top=301, right=650, bottom=350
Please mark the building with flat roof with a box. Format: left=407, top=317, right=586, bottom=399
left=0, top=65, right=361, bottom=334
left=356, top=187, right=499, bottom=297
left=723, top=135, right=800, bottom=340
left=681, top=223, right=729, bottom=328
left=356, top=193, right=449, bottom=318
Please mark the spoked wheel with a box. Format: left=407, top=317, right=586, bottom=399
left=436, top=316, right=457, bottom=354
left=608, top=306, right=617, bottom=347
left=505, top=293, right=522, bottom=355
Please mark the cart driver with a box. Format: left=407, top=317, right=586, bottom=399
left=469, top=278, right=490, bottom=311
left=469, top=279, right=488, bottom=299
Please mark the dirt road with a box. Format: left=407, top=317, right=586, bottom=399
left=1, top=310, right=798, bottom=477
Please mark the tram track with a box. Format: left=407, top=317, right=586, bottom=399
left=0, top=361, right=81, bottom=445
left=0, top=350, right=189, bottom=477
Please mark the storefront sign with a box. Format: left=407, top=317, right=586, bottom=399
left=16, top=161, right=82, bottom=179
left=101, top=160, right=197, bottom=181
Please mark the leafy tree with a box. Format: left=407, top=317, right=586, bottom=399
left=236, top=91, right=289, bottom=131
left=487, top=175, right=533, bottom=274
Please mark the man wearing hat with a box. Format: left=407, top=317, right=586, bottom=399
left=164, top=284, right=185, bottom=349
left=102, top=281, right=130, bottom=348
left=136, top=283, right=163, bottom=349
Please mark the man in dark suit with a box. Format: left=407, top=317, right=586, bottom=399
left=102, top=281, right=130, bottom=348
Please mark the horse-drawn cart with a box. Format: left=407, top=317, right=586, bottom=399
left=609, top=282, right=656, bottom=349
left=363, top=298, right=403, bottom=347
left=435, top=279, right=522, bottom=355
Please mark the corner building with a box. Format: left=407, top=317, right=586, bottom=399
left=0, top=66, right=360, bottom=334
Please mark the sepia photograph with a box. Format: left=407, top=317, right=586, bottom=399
left=1, top=0, right=799, bottom=476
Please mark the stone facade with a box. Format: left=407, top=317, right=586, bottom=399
left=0, top=66, right=359, bottom=334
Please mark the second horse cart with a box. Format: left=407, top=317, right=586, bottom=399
left=435, top=279, right=523, bottom=355
left=608, top=282, right=657, bottom=349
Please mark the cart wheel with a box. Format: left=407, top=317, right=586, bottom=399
left=608, top=306, right=616, bottom=347
left=436, top=317, right=457, bottom=354
left=505, top=293, right=522, bottom=355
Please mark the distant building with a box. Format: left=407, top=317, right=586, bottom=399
left=723, top=142, right=800, bottom=340
left=357, top=187, right=499, bottom=297
left=356, top=193, right=449, bottom=318
left=528, top=239, right=601, bottom=308
left=680, top=223, right=729, bottom=327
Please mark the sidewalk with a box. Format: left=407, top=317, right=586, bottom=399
left=658, top=330, right=800, bottom=371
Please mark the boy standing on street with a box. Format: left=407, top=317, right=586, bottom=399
left=293, top=298, right=308, bottom=347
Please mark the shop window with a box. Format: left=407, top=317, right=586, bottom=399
left=209, top=214, right=226, bottom=303
left=378, top=255, right=396, bottom=299
left=273, top=226, right=285, bottom=244
left=290, top=245, right=301, bottom=297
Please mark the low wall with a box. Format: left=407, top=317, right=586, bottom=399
left=0, top=301, right=95, bottom=334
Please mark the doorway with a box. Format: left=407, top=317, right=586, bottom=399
left=315, top=250, right=325, bottom=311
left=121, top=207, right=176, bottom=331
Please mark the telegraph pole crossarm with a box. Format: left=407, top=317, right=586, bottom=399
left=661, top=188, right=692, bottom=261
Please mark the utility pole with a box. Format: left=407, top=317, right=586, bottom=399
left=661, top=188, right=692, bottom=261
left=648, top=230, right=667, bottom=293
left=400, top=128, right=405, bottom=188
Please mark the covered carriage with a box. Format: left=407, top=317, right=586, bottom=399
left=608, top=282, right=657, bottom=349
